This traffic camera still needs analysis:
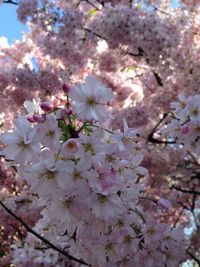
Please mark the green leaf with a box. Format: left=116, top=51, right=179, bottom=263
left=125, top=66, right=137, bottom=72
left=131, top=223, right=142, bottom=235
left=137, top=1, right=142, bottom=9
left=83, top=125, right=93, bottom=136
left=0, top=250, right=5, bottom=258
left=88, top=8, right=97, bottom=17
left=169, top=111, right=178, bottom=120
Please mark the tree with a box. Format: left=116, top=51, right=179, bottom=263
left=0, top=0, right=199, bottom=266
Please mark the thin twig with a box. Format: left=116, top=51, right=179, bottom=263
left=95, top=0, right=104, bottom=7
left=147, top=113, right=176, bottom=144
left=3, top=0, right=18, bottom=5
left=85, top=0, right=101, bottom=10
left=151, top=5, right=169, bottom=15
left=171, top=185, right=200, bottom=196
left=171, top=207, right=184, bottom=229
left=0, top=200, right=90, bottom=266
left=84, top=28, right=145, bottom=57
left=187, top=250, right=200, bottom=266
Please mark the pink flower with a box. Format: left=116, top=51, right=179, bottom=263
left=35, top=114, right=62, bottom=150
left=1, top=116, right=40, bottom=163
left=157, top=198, right=172, bottom=209
left=23, top=98, right=42, bottom=115
left=69, top=75, right=113, bottom=121
left=61, top=138, right=80, bottom=157
left=86, top=192, right=124, bottom=220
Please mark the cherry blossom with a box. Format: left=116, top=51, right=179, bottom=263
left=69, top=75, right=113, bottom=121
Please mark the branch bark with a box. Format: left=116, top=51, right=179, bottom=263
left=187, top=250, right=200, bottom=266
left=3, top=0, right=18, bottom=5
left=147, top=113, right=176, bottom=144
left=172, top=185, right=200, bottom=196
left=0, top=200, right=90, bottom=266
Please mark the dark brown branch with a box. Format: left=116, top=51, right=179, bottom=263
left=171, top=207, right=184, bottom=229
left=171, top=185, right=200, bottom=196
left=76, top=0, right=101, bottom=10
left=95, top=0, right=104, bottom=7
left=147, top=113, right=176, bottom=144
left=129, top=0, right=134, bottom=8
left=148, top=137, right=175, bottom=144
left=126, top=47, right=145, bottom=57
left=3, top=0, right=18, bottom=5
left=187, top=250, right=200, bottom=266
left=151, top=5, right=169, bottom=15
left=190, top=193, right=200, bottom=231
left=84, top=28, right=145, bottom=57
left=85, top=0, right=101, bottom=10
left=139, top=196, right=157, bottom=204
left=84, top=27, right=107, bottom=40
left=152, top=71, right=163, bottom=86
left=0, top=200, right=90, bottom=266
left=178, top=194, right=199, bottom=231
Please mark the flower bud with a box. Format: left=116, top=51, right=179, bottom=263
left=33, top=114, right=46, bottom=123
left=111, top=168, right=117, bottom=175
left=65, top=108, right=73, bottom=116
left=26, top=115, right=35, bottom=123
left=62, top=84, right=71, bottom=93
left=181, top=126, right=189, bottom=135
left=40, top=101, right=54, bottom=112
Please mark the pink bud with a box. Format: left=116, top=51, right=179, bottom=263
left=65, top=108, right=73, bottom=116
left=181, top=126, right=189, bottom=135
left=33, top=114, right=45, bottom=123
left=40, top=101, right=54, bottom=112
left=157, top=198, right=171, bottom=209
left=62, top=84, right=71, bottom=93
left=26, top=115, right=35, bottom=123
left=111, top=168, right=117, bottom=175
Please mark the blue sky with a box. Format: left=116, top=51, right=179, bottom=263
left=0, top=3, right=27, bottom=44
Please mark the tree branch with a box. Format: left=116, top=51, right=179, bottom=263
left=171, top=185, right=200, bottom=196
left=3, top=0, right=18, bottom=5
left=0, top=200, right=90, bottom=266
left=151, top=5, right=169, bottom=15
left=147, top=113, right=176, bottom=144
left=187, top=250, right=200, bottom=266
left=84, top=28, right=146, bottom=57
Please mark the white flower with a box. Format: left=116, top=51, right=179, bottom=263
left=86, top=192, right=124, bottom=220
left=186, top=95, right=200, bottom=121
left=69, top=75, right=113, bottom=121
left=113, top=119, right=137, bottom=155
left=23, top=98, right=42, bottom=114
left=0, top=116, right=40, bottom=163
left=35, top=114, right=62, bottom=151
left=171, top=93, right=188, bottom=122
left=28, top=149, right=74, bottom=195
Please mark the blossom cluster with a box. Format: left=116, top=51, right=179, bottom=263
left=163, top=94, right=200, bottom=155
left=89, top=4, right=180, bottom=67
left=0, top=76, right=186, bottom=266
